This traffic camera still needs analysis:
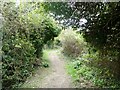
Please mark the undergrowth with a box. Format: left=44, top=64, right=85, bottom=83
left=65, top=51, right=120, bottom=88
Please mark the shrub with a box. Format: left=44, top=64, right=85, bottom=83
left=58, top=28, right=86, bottom=57
left=2, top=38, right=36, bottom=89
left=2, top=2, right=61, bottom=89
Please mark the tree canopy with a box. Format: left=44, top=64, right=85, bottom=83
left=44, top=2, right=120, bottom=59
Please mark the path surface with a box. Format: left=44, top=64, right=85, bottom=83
left=22, top=50, right=73, bottom=88
left=40, top=50, right=73, bottom=88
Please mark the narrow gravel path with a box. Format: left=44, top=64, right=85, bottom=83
left=40, top=50, right=73, bottom=88
left=22, top=50, right=73, bottom=88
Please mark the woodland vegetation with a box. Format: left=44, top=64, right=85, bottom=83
left=1, top=1, right=120, bottom=89
left=1, top=2, right=61, bottom=89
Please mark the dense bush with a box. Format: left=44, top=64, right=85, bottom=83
left=58, top=29, right=86, bottom=57
left=2, top=38, right=36, bottom=88
left=1, top=2, right=61, bottom=89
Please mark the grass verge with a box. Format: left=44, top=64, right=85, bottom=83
left=62, top=52, right=120, bottom=88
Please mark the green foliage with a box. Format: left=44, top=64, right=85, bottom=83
left=53, top=37, right=62, bottom=48
left=41, top=49, right=50, bottom=68
left=43, top=2, right=73, bottom=19
left=2, top=2, right=61, bottom=89
left=58, top=28, right=86, bottom=57
left=66, top=49, right=120, bottom=88
left=66, top=61, right=80, bottom=81
left=44, top=2, right=120, bottom=61
left=42, top=62, right=49, bottom=68
left=23, top=3, right=61, bottom=58
left=44, top=2, right=120, bottom=85
left=2, top=39, right=35, bottom=88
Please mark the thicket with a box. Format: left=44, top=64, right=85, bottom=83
left=1, top=2, right=61, bottom=89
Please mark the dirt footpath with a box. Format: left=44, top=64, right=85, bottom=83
left=22, top=50, right=73, bottom=88
left=40, top=50, right=73, bottom=88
